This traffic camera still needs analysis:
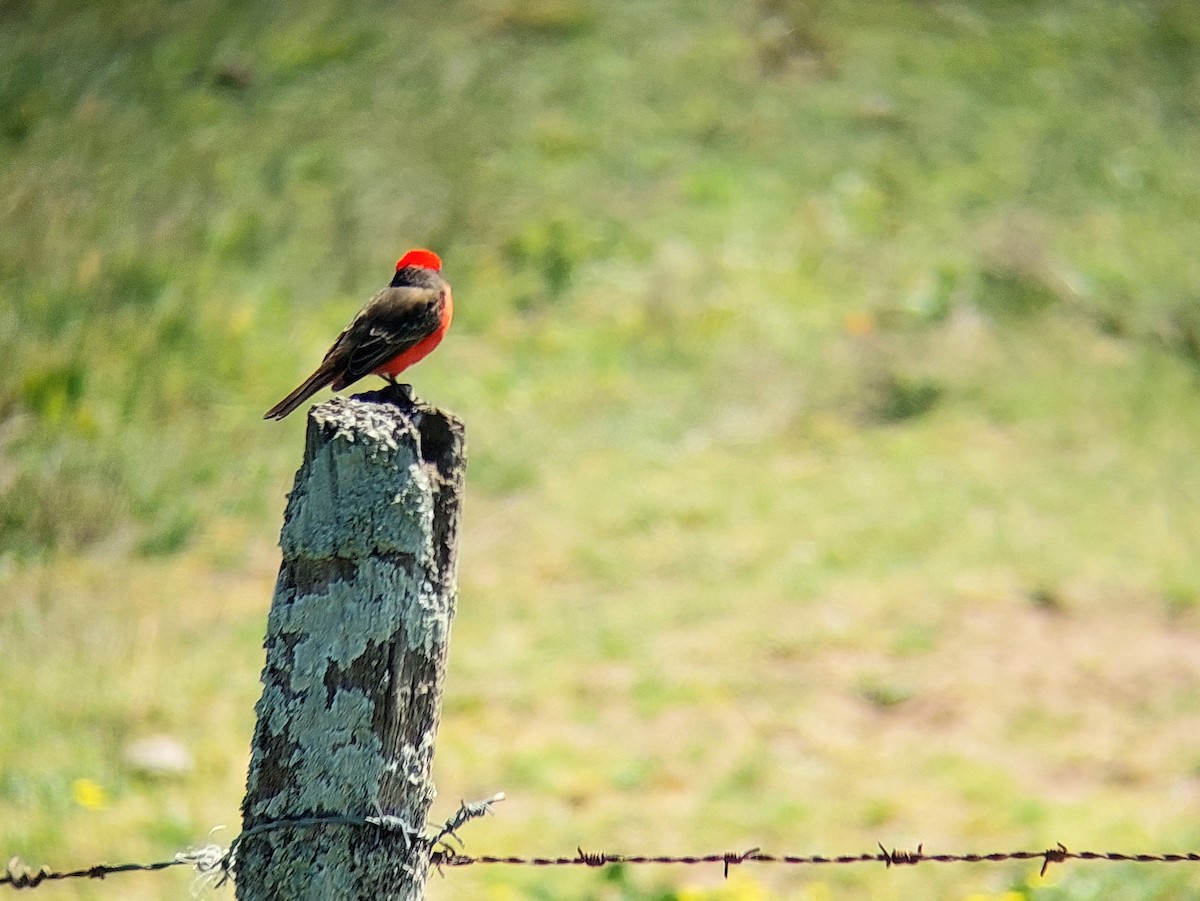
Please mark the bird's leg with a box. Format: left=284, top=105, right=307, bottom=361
left=380, top=374, right=414, bottom=403
left=384, top=375, right=414, bottom=392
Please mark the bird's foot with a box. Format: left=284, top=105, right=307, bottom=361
left=378, top=379, right=414, bottom=404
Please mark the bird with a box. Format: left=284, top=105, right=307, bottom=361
left=264, top=249, right=452, bottom=420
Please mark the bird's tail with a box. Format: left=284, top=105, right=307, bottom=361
left=263, top=364, right=338, bottom=420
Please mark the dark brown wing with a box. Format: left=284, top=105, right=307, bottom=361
left=332, top=283, right=445, bottom=388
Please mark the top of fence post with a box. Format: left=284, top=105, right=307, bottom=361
left=236, top=386, right=466, bottom=901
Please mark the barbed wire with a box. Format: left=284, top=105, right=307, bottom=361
left=429, top=844, right=1200, bottom=878
left=4, top=852, right=200, bottom=890
left=6, top=794, right=1200, bottom=892
left=2, top=795, right=504, bottom=890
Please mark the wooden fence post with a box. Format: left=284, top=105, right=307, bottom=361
left=236, top=388, right=465, bottom=901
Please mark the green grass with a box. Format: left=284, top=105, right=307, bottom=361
left=3, top=0, right=1200, bottom=898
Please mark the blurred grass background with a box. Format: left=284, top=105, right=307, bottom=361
left=3, top=0, right=1200, bottom=898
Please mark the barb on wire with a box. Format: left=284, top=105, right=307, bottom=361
left=432, top=793, right=507, bottom=850
left=878, top=842, right=923, bottom=867
left=722, top=847, right=761, bottom=878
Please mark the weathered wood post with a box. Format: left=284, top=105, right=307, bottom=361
left=236, top=387, right=465, bottom=900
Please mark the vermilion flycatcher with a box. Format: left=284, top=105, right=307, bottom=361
left=264, top=248, right=452, bottom=420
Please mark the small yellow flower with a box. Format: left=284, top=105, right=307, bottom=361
left=71, top=778, right=107, bottom=810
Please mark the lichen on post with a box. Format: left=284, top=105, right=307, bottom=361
left=237, top=386, right=465, bottom=901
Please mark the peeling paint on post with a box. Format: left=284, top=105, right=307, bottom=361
left=237, top=387, right=465, bottom=901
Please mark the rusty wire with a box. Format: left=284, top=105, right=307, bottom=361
left=6, top=800, right=1200, bottom=892
left=429, top=842, right=1200, bottom=878
left=7, top=840, right=1200, bottom=891
left=4, top=853, right=200, bottom=890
